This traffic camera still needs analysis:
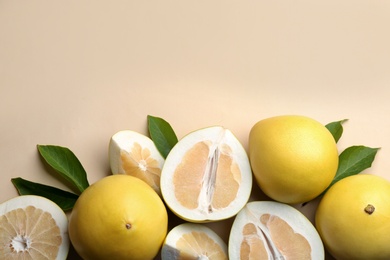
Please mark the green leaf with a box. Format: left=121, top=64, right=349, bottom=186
left=37, top=145, right=89, bottom=193
left=325, top=119, right=348, bottom=143
left=321, top=145, right=380, bottom=195
left=11, top=177, right=79, bottom=211
left=147, top=115, right=178, bottom=158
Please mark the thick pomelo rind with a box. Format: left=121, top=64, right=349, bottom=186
left=161, top=126, right=253, bottom=222
left=161, top=223, right=228, bottom=260
left=0, top=195, right=70, bottom=260
left=229, top=201, right=324, bottom=260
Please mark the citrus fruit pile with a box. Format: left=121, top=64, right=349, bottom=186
left=4, top=114, right=388, bottom=260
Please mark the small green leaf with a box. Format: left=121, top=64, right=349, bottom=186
left=37, top=145, right=89, bottom=193
left=11, top=177, right=79, bottom=211
left=147, top=115, right=178, bottom=158
left=326, top=119, right=348, bottom=143
left=322, top=145, right=380, bottom=195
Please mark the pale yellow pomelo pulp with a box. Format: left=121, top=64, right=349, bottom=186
left=160, top=126, right=252, bottom=222
left=68, top=174, right=168, bottom=260
left=229, top=201, right=324, bottom=260
left=249, top=115, right=338, bottom=204
left=161, top=223, right=228, bottom=260
left=0, top=195, right=69, bottom=259
left=109, top=130, right=165, bottom=195
left=315, top=174, right=390, bottom=260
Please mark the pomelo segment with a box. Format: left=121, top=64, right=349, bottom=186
left=109, top=130, right=165, bottom=195
left=161, top=223, right=228, bottom=260
left=229, top=201, right=324, bottom=260
left=0, top=195, right=69, bottom=260
left=160, top=126, right=252, bottom=222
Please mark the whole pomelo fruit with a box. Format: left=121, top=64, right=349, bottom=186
left=249, top=115, right=338, bottom=204
left=68, top=174, right=168, bottom=260
left=315, top=174, right=390, bottom=260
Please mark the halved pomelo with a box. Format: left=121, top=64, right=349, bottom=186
left=229, top=201, right=324, bottom=260
left=0, top=195, right=69, bottom=259
left=109, top=130, right=165, bottom=195
left=161, top=223, right=228, bottom=260
left=160, top=126, right=252, bottom=222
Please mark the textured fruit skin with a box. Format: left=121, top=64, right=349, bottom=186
left=68, top=175, right=168, bottom=260
left=249, top=115, right=338, bottom=204
left=315, top=174, right=390, bottom=260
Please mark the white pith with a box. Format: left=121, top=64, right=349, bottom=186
left=197, top=130, right=225, bottom=215
left=0, top=195, right=69, bottom=260
left=160, top=126, right=252, bottom=222
left=138, top=159, right=148, bottom=171
left=11, top=234, right=31, bottom=252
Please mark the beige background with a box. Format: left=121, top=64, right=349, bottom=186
left=1, top=1, right=390, bottom=259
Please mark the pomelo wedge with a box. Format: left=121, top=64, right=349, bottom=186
left=109, top=130, right=165, bottom=195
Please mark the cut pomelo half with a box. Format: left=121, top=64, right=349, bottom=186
left=0, top=195, right=69, bottom=260
left=109, top=130, right=165, bottom=195
left=229, top=201, right=324, bottom=260
left=160, top=126, right=252, bottom=222
left=161, top=223, right=228, bottom=260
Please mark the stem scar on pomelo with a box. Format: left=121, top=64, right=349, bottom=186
left=315, top=174, right=390, bottom=260
left=109, top=130, right=165, bottom=196
left=160, top=126, right=252, bottom=222
left=161, top=223, right=228, bottom=259
left=364, top=204, right=375, bottom=214
left=0, top=195, right=70, bottom=260
left=249, top=115, right=339, bottom=204
left=229, top=201, right=324, bottom=260
left=68, top=174, right=168, bottom=260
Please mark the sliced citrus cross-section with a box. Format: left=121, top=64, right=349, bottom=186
left=160, top=126, right=252, bottom=222
left=0, top=195, right=69, bottom=260
left=109, top=130, right=165, bottom=195
left=161, top=223, right=228, bottom=260
left=229, top=201, right=324, bottom=260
